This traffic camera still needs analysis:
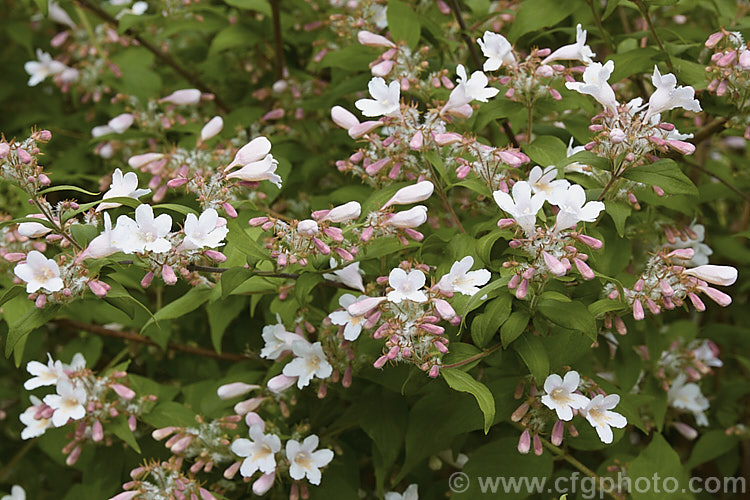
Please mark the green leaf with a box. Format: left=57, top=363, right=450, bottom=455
left=606, top=199, right=631, bottom=237
left=209, top=24, right=261, bottom=55
left=471, top=293, right=512, bottom=347
left=294, top=273, right=323, bottom=305
left=513, top=334, right=549, bottom=383
left=5, top=305, right=59, bottom=359
left=623, top=159, right=699, bottom=196
left=537, top=297, right=597, bottom=340
left=222, top=0, right=271, bottom=15
left=441, top=368, right=496, bottom=433
left=109, top=415, right=141, bottom=453
left=38, top=185, right=100, bottom=196
left=508, top=0, right=577, bottom=41
left=151, top=203, right=198, bottom=216
left=225, top=218, right=267, bottom=263
left=525, top=135, right=568, bottom=167
left=141, top=401, right=198, bottom=428
left=387, top=0, right=421, bottom=49
left=588, top=299, right=628, bottom=317
left=685, top=430, right=738, bottom=469
left=607, top=48, right=662, bottom=81
left=500, top=310, right=530, bottom=347
left=141, top=287, right=212, bottom=333
left=0, top=286, right=24, bottom=308
left=628, top=434, right=691, bottom=500
left=206, top=295, right=245, bottom=353
left=220, top=267, right=256, bottom=298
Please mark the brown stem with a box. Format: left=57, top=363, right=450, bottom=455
left=74, top=0, right=230, bottom=113
left=680, top=158, right=750, bottom=202
left=270, top=0, right=285, bottom=81
left=442, top=342, right=501, bottom=369
left=691, top=116, right=729, bottom=144
left=55, top=318, right=256, bottom=362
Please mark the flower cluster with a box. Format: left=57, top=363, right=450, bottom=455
left=604, top=250, right=737, bottom=325
left=329, top=257, right=490, bottom=377
left=513, top=370, right=627, bottom=453
left=108, top=458, right=219, bottom=500
left=20, top=353, right=155, bottom=465
left=494, top=176, right=605, bottom=297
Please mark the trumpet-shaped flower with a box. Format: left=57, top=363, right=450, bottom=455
left=437, top=256, right=491, bottom=296
left=355, top=77, right=401, bottom=117
left=645, top=66, right=701, bottom=120
left=542, top=24, right=596, bottom=65
left=385, top=484, right=419, bottom=500
left=20, top=397, right=51, bottom=440
left=1, top=485, right=25, bottom=500
left=282, top=341, right=333, bottom=389
left=225, top=154, right=282, bottom=188
left=78, top=213, right=120, bottom=261
left=14, top=251, right=64, bottom=293
left=328, top=294, right=368, bottom=341
left=476, top=31, right=515, bottom=71
left=98, top=168, right=151, bottom=211
left=682, top=265, right=737, bottom=287
left=260, top=320, right=306, bottom=360
left=113, top=204, right=172, bottom=254
left=17, top=215, right=52, bottom=239
left=24, top=353, right=66, bottom=390
left=582, top=394, right=627, bottom=444
left=565, top=61, right=618, bottom=113
left=493, top=181, right=545, bottom=236
left=387, top=205, right=428, bottom=228
left=383, top=181, right=434, bottom=208
left=552, top=184, right=605, bottom=232
left=24, top=49, right=66, bottom=87
left=232, top=425, right=282, bottom=477
left=181, top=208, right=228, bottom=250
left=322, top=260, right=365, bottom=292
left=387, top=268, right=427, bottom=303
left=541, top=371, right=590, bottom=421
left=668, top=374, right=709, bottom=426
left=44, top=379, right=87, bottom=427
left=286, top=435, right=334, bottom=485
left=528, top=166, right=570, bottom=204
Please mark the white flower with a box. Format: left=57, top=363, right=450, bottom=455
left=24, top=49, right=66, bottom=87
left=107, top=113, right=134, bottom=134
left=528, top=166, right=570, bottom=204
left=454, top=65, right=499, bottom=103
left=645, top=66, right=701, bottom=120
left=24, top=354, right=66, bottom=390
left=692, top=340, right=723, bottom=368
left=44, top=379, right=87, bottom=427
left=231, top=425, right=282, bottom=477
left=282, top=341, right=333, bottom=389
left=13, top=251, right=64, bottom=293
left=542, top=24, right=596, bottom=65
left=387, top=268, right=428, bottom=303
left=492, top=181, right=545, bottom=236
left=98, top=168, right=151, bottom=211
left=322, top=201, right=361, bottom=223
left=20, top=396, right=51, bottom=440
left=286, top=435, right=334, bottom=485
left=322, top=259, right=365, bottom=292
left=328, top=294, right=369, bottom=340
left=227, top=137, right=272, bottom=170
left=355, top=77, right=401, bottom=117
left=225, top=154, right=282, bottom=188
left=552, top=184, right=605, bottom=232
left=582, top=394, right=627, bottom=443
left=437, top=256, right=491, bottom=296
left=113, top=204, right=172, bottom=254
left=386, top=484, right=419, bottom=500
left=182, top=208, right=228, bottom=250
left=564, top=138, right=590, bottom=174
left=476, top=31, right=515, bottom=71
left=1, top=485, right=25, bottom=500
left=565, top=61, right=619, bottom=113
left=540, top=371, right=590, bottom=421
left=49, top=0, right=76, bottom=28
left=297, top=219, right=319, bottom=236
left=260, top=320, right=305, bottom=360
left=17, top=215, right=52, bottom=238
left=668, top=374, right=709, bottom=426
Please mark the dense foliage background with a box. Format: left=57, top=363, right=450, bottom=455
left=0, top=0, right=748, bottom=499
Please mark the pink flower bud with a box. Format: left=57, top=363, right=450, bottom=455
left=233, top=396, right=264, bottom=415
left=217, top=382, right=260, bottom=400
left=88, top=280, right=108, bottom=298
left=705, top=31, right=724, bottom=48
left=536, top=65, right=554, bottom=78
left=384, top=181, right=434, bottom=207
left=573, top=258, right=595, bottom=280
left=409, top=131, right=424, bottom=150
left=348, top=120, right=383, bottom=138
left=516, top=279, right=529, bottom=299
left=551, top=419, right=564, bottom=446
left=109, top=492, right=139, bottom=500
left=38, top=174, right=51, bottom=186
left=162, top=264, right=178, bottom=285
left=0, top=143, right=9, bottom=159
left=518, top=429, right=531, bottom=454
left=222, top=202, right=237, bottom=218
left=267, top=374, right=297, bottom=393
left=667, top=140, right=695, bottom=155
left=160, top=88, right=202, bottom=105
left=357, top=30, right=396, bottom=48
left=365, top=158, right=390, bottom=175
left=245, top=411, right=265, bottom=429
left=92, top=420, right=104, bottom=442
left=433, top=132, right=463, bottom=146
left=717, top=50, right=737, bottom=67
left=371, top=59, right=395, bottom=77
left=633, top=299, right=645, bottom=320
left=152, top=426, right=178, bottom=440
left=373, top=355, right=388, bottom=369
left=112, top=384, right=136, bottom=400
left=543, top=251, right=566, bottom=276
left=140, top=271, right=154, bottom=288
left=35, top=294, right=47, bottom=308
left=331, top=106, right=360, bottom=130
left=167, top=177, right=188, bottom=188
left=609, top=128, right=626, bottom=144
left=17, top=148, right=32, bottom=164
left=252, top=473, right=276, bottom=496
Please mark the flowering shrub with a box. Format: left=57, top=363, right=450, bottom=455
left=0, top=0, right=748, bottom=499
